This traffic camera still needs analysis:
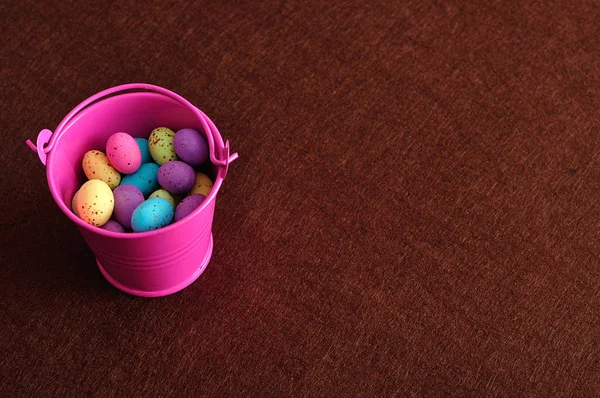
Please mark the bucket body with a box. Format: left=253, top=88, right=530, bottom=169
left=28, top=84, right=237, bottom=297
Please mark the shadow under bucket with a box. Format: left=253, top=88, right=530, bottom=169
left=27, top=83, right=238, bottom=297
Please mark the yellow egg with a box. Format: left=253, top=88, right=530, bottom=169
left=76, top=180, right=114, bottom=227
left=82, top=150, right=121, bottom=189
left=149, top=189, right=177, bottom=208
left=149, top=127, right=178, bottom=165
left=190, top=172, right=213, bottom=196
left=71, top=190, right=80, bottom=217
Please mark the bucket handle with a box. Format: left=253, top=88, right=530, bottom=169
left=26, top=83, right=238, bottom=170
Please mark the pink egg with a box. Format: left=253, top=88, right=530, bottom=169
left=106, top=132, right=142, bottom=174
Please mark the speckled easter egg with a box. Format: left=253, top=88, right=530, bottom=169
left=120, top=163, right=160, bottom=197
left=148, top=127, right=178, bottom=165
left=134, top=138, right=152, bottom=164
left=190, top=172, right=213, bottom=196
left=157, top=161, right=196, bottom=195
left=112, top=184, right=145, bottom=229
left=76, top=180, right=114, bottom=227
left=174, top=194, right=206, bottom=222
left=101, top=220, right=126, bottom=233
left=174, top=128, right=209, bottom=167
left=131, top=198, right=174, bottom=232
left=71, top=190, right=80, bottom=217
left=148, top=189, right=177, bottom=208
left=106, top=132, right=142, bottom=174
left=82, top=150, right=121, bottom=189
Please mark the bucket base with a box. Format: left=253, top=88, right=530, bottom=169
left=96, top=234, right=213, bottom=298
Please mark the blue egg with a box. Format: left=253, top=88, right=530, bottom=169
left=131, top=198, right=174, bottom=232
left=120, top=163, right=160, bottom=197
left=134, top=138, right=152, bottom=164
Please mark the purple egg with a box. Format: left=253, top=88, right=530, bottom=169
left=113, top=184, right=145, bottom=229
left=174, top=194, right=206, bottom=222
left=157, top=161, right=196, bottom=195
left=101, top=220, right=126, bottom=233
left=174, top=128, right=209, bottom=167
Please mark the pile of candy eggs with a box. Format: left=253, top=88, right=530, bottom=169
left=72, top=127, right=214, bottom=233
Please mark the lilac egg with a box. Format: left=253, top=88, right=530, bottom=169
left=157, top=161, right=196, bottom=195
left=174, top=128, right=209, bottom=167
left=112, top=184, right=145, bottom=229
left=101, top=220, right=126, bottom=233
left=174, top=194, right=206, bottom=222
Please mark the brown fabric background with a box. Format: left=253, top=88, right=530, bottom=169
left=2, top=0, right=600, bottom=396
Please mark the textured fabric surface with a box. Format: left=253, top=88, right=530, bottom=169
left=2, top=0, right=600, bottom=396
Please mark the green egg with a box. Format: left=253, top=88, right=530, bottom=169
left=149, top=189, right=177, bottom=208
left=148, top=127, right=178, bottom=165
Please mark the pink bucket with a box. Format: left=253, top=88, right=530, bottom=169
left=26, top=83, right=238, bottom=297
